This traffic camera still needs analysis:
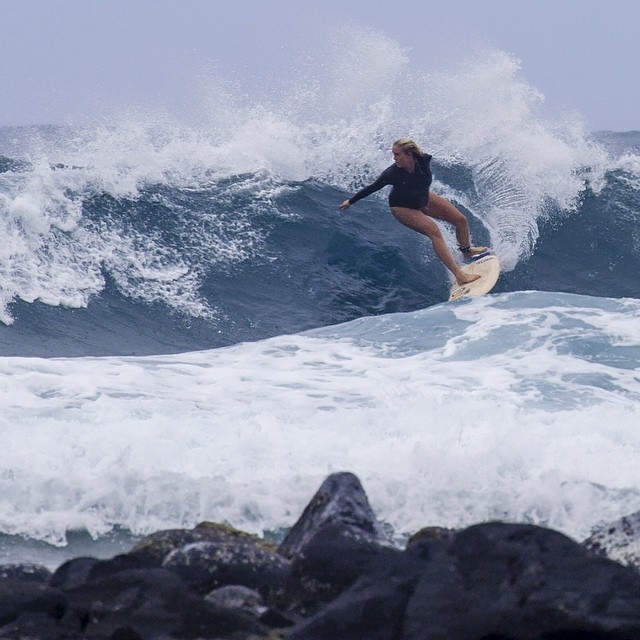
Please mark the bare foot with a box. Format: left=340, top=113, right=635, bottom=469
left=456, top=272, right=481, bottom=286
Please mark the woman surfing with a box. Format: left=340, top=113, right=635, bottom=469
left=339, top=138, right=486, bottom=286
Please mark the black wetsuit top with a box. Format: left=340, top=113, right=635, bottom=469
left=348, top=153, right=433, bottom=209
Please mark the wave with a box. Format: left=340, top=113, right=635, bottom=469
left=0, top=36, right=638, bottom=357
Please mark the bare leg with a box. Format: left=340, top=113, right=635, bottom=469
left=390, top=207, right=479, bottom=285
left=425, top=193, right=487, bottom=256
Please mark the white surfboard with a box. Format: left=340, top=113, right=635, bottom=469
left=449, top=252, right=500, bottom=301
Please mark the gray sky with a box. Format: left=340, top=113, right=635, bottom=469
left=1, top=0, right=638, bottom=131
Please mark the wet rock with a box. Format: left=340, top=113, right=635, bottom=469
left=287, top=521, right=402, bottom=604
left=404, top=522, right=640, bottom=639
left=287, top=521, right=640, bottom=640
left=162, top=532, right=290, bottom=601
left=84, top=522, right=279, bottom=588
left=277, top=472, right=398, bottom=611
left=128, top=521, right=247, bottom=565
left=50, top=557, right=100, bottom=591
left=583, top=511, right=640, bottom=570
left=405, top=525, right=457, bottom=547
left=205, top=584, right=267, bottom=615
left=64, top=566, right=269, bottom=640
left=83, top=549, right=157, bottom=583
left=206, top=585, right=299, bottom=630
left=0, top=610, right=82, bottom=640
left=0, top=578, right=67, bottom=627
left=277, top=471, right=390, bottom=560
left=287, top=546, right=422, bottom=640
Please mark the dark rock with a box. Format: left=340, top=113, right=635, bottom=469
left=583, top=511, right=640, bottom=570
left=278, top=471, right=390, bottom=560
left=288, top=522, right=640, bottom=640
left=405, top=525, right=457, bottom=547
left=403, top=522, right=640, bottom=640
left=0, top=610, right=82, bottom=640
left=205, top=585, right=298, bottom=630
left=127, top=527, right=200, bottom=565
left=78, top=523, right=258, bottom=586
left=276, top=472, right=398, bottom=613
left=205, top=584, right=267, bottom=615
left=287, top=522, right=402, bottom=603
left=258, top=606, right=298, bottom=629
left=162, top=533, right=290, bottom=600
left=109, top=626, right=143, bottom=640
left=85, top=550, right=157, bottom=582
left=49, top=556, right=100, bottom=590
left=64, top=566, right=269, bottom=639
left=129, top=521, right=269, bottom=566
left=0, top=578, right=67, bottom=627
left=287, top=546, right=423, bottom=640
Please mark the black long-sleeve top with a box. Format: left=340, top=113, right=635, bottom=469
left=348, top=153, right=433, bottom=209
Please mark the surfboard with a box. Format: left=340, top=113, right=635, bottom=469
left=449, top=251, right=500, bottom=301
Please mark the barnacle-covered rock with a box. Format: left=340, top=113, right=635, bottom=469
left=162, top=525, right=290, bottom=601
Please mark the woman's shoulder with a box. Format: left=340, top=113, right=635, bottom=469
left=377, top=163, right=399, bottom=180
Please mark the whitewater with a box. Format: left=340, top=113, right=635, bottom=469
left=0, top=31, right=639, bottom=568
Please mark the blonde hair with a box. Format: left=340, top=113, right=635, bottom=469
left=392, top=138, right=426, bottom=158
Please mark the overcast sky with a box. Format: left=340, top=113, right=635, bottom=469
left=1, top=0, right=638, bottom=131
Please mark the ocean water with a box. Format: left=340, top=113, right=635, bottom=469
left=1, top=35, right=639, bottom=569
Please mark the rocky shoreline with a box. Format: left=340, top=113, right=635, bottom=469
left=2, top=471, right=640, bottom=639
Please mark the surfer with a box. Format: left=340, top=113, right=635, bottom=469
left=339, top=138, right=485, bottom=285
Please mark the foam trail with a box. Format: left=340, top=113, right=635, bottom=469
left=408, top=51, right=609, bottom=268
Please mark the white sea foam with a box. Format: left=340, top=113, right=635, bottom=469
left=0, top=292, right=638, bottom=548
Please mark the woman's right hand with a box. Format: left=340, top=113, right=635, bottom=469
left=338, top=200, right=351, bottom=211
